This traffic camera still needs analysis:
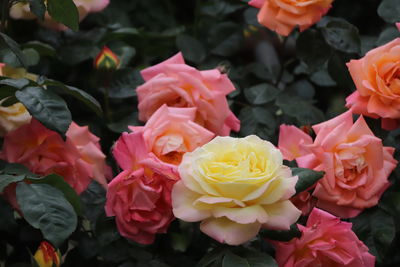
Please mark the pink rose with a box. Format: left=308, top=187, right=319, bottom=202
left=249, top=0, right=334, bottom=36
left=396, top=23, right=400, bottom=31
left=0, top=119, right=109, bottom=194
left=66, top=122, right=112, bottom=188
left=129, top=104, right=214, bottom=165
left=273, top=208, right=375, bottom=267
left=9, top=0, right=110, bottom=30
left=105, top=132, right=178, bottom=244
left=346, top=38, right=400, bottom=130
left=137, top=53, right=240, bottom=136
left=279, top=111, right=397, bottom=218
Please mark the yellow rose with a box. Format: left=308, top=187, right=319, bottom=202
left=0, top=63, right=33, bottom=136
left=33, top=241, right=61, bottom=267
left=172, top=135, right=301, bottom=245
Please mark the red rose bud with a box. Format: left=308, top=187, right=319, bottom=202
left=94, top=46, right=120, bottom=70
left=33, top=241, right=61, bottom=267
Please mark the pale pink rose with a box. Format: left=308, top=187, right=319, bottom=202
left=106, top=132, right=178, bottom=244
left=346, top=38, right=400, bottom=130
left=396, top=23, right=400, bottom=31
left=279, top=111, right=397, bottom=218
left=9, top=0, right=110, bottom=30
left=66, top=122, right=112, bottom=188
left=137, top=52, right=240, bottom=136
left=172, top=136, right=301, bottom=245
left=249, top=0, right=334, bottom=36
left=129, top=105, right=214, bottom=165
left=0, top=119, right=106, bottom=194
left=278, top=125, right=313, bottom=161
left=273, top=208, right=375, bottom=267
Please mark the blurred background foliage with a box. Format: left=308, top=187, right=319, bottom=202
left=1, top=0, right=400, bottom=266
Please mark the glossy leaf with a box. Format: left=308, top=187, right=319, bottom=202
left=16, top=183, right=77, bottom=247
left=15, top=86, right=72, bottom=137
left=292, top=167, right=325, bottom=195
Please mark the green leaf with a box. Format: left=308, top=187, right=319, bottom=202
left=47, top=0, right=79, bottom=31
left=239, top=106, right=276, bottom=140
left=292, top=167, right=325, bottom=195
left=222, top=250, right=278, bottom=267
left=241, top=250, right=278, bottom=267
left=296, top=29, right=331, bottom=70
left=209, top=22, right=243, bottom=57
left=0, top=197, right=18, bottom=232
left=29, top=0, right=46, bottom=20
left=244, top=83, right=279, bottom=105
left=80, top=181, right=106, bottom=228
left=276, top=94, right=324, bottom=125
left=351, top=208, right=396, bottom=263
left=288, top=80, right=315, bottom=100
left=44, top=80, right=102, bottom=116
left=176, top=34, right=206, bottom=64
left=27, top=174, right=82, bottom=215
left=16, top=182, right=77, bottom=247
left=23, top=41, right=56, bottom=57
left=327, top=51, right=355, bottom=90
left=378, top=0, right=400, bottom=23
left=262, top=224, right=301, bottom=242
left=0, top=174, right=25, bottom=192
left=196, top=248, right=225, bottom=267
left=370, top=209, right=396, bottom=257
left=320, top=19, right=361, bottom=54
left=0, top=32, right=28, bottom=68
left=222, top=252, right=249, bottom=267
left=376, top=27, right=400, bottom=46
left=107, top=112, right=139, bottom=133
left=103, top=68, right=142, bottom=99
left=0, top=78, right=30, bottom=89
left=2, top=163, right=34, bottom=176
left=15, top=86, right=72, bottom=137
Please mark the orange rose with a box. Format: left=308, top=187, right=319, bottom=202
left=346, top=38, right=400, bottom=130
left=249, top=0, right=334, bottom=36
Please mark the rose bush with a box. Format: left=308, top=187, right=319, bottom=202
left=0, top=0, right=399, bottom=266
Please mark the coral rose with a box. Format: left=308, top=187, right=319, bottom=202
left=0, top=119, right=109, bottom=194
left=137, top=52, right=240, bottom=136
left=66, top=122, right=111, bottom=188
left=172, top=135, right=301, bottom=245
left=10, top=0, right=109, bottom=30
left=279, top=111, right=397, bottom=218
left=249, top=0, right=334, bottom=36
left=106, top=132, right=178, bottom=244
left=129, top=104, right=214, bottom=165
left=346, top=38, right=400, bottom=130
left=273, top=208, right=375, bottom=267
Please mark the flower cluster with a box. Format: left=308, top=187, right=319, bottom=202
left=105, top=53, right=239, bottom=244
